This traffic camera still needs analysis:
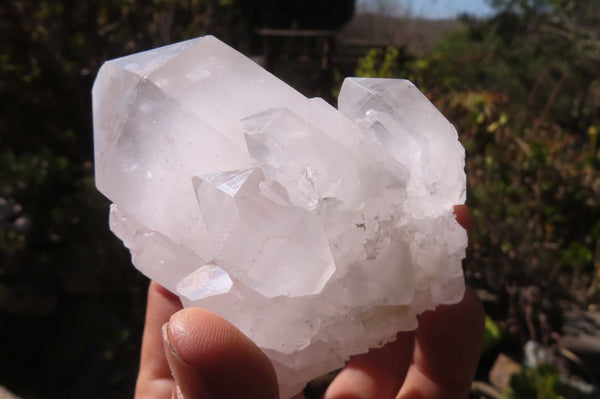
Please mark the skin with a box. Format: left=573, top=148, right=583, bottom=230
left=134, top=205, right=484, bottom=399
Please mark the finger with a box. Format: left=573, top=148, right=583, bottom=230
left=453, top=204, right=472, bottom=235
left=325, top=331, right=415, bottom=399
left=396, top=287, right=484, bottom=399
left=135, top=282, right=183, bottom=399
left=326, top=205, right=474, bottom=399
left=162, top=307, right=279, bottom=399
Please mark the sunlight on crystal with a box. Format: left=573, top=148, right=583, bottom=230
left=93, top=35, right=467, bottom=399
left=176, top=265, right=233, bottom=301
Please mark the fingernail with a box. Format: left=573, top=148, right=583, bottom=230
left=162, top=321, right=210, bottom=399
left=169, top=384, right=185, bottom=399
left=162, top=323, right=188, bottom=399
left=162, top=322, right=183, bottom=362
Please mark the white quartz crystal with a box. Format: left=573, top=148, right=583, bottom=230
left=93, top=35, right=467, bottom=398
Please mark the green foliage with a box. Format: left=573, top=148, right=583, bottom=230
left=503, top=365, right=566, bottom=399
left=483, top=315, right=502, bottom=353
left=355, top=47, right=409, bottom=78
left=354, top=0, right=600, bottom=304
left=229, top=0, right=355, bottom=39
left=1, top=1, right=359, bottom=397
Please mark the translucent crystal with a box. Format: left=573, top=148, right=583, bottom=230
left=93, top=35, right=467, bottom=398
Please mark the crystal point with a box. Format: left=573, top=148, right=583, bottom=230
left=93, top=36, right=467, bottom=399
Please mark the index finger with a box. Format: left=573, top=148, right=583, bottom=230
left=453, top=204, right=473, bottom=234
left=135, top=282, right=183, bottom=399
left=396, top=287, right=484, bottom=399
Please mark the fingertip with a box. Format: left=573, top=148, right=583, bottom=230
left=135, top=282, right=182, bottom=399
left=167, top=308, right=237, bottom=365
left=398, top=287, right=484, bottom=399
left=324, top=331, right=414, bottom=399
left=462, top=287, right=485, bottom=332
left=164, top=308, right=279, bottom=399
left=417, top=287, right=485, bottom=363
left=453, top=204, right=473, bottom=235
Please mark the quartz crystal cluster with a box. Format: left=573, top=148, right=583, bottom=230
left=93, top=35, right=467, bottom=398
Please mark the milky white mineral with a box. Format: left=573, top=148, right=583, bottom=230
left=92, top=35, right=467, bottom=398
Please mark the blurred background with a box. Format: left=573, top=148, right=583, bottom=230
left=1, top=0, right=599, bottom=398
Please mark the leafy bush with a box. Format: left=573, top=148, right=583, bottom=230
left=0, top=1, right=359, bottom=397
left=503, top=364, right=565, bottom=399
left=483, top=315, right=502, bottom=353
left=354, top=0, right=600, bottom=307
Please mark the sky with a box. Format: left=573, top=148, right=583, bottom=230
left=359, top=0, right=496, bottom=19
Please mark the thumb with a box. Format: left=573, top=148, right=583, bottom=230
left=162, top=308, right=279, bottom=399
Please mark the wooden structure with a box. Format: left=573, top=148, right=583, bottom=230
left=255, top=28, right=394, bottom=100
left=257, top=29, right=337, bottom=72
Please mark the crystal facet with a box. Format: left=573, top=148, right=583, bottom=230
left=93, top=35, right=467, bottom=398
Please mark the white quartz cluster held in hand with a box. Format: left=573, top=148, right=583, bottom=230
left=92, top=35, right=467, bottom=398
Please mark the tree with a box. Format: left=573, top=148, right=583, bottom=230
left=0, top=1, right=357, bottom=397
left=402, top=0, right=600, bottom=305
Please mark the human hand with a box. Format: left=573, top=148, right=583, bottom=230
left=134, top=205, right=484, bottom=399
